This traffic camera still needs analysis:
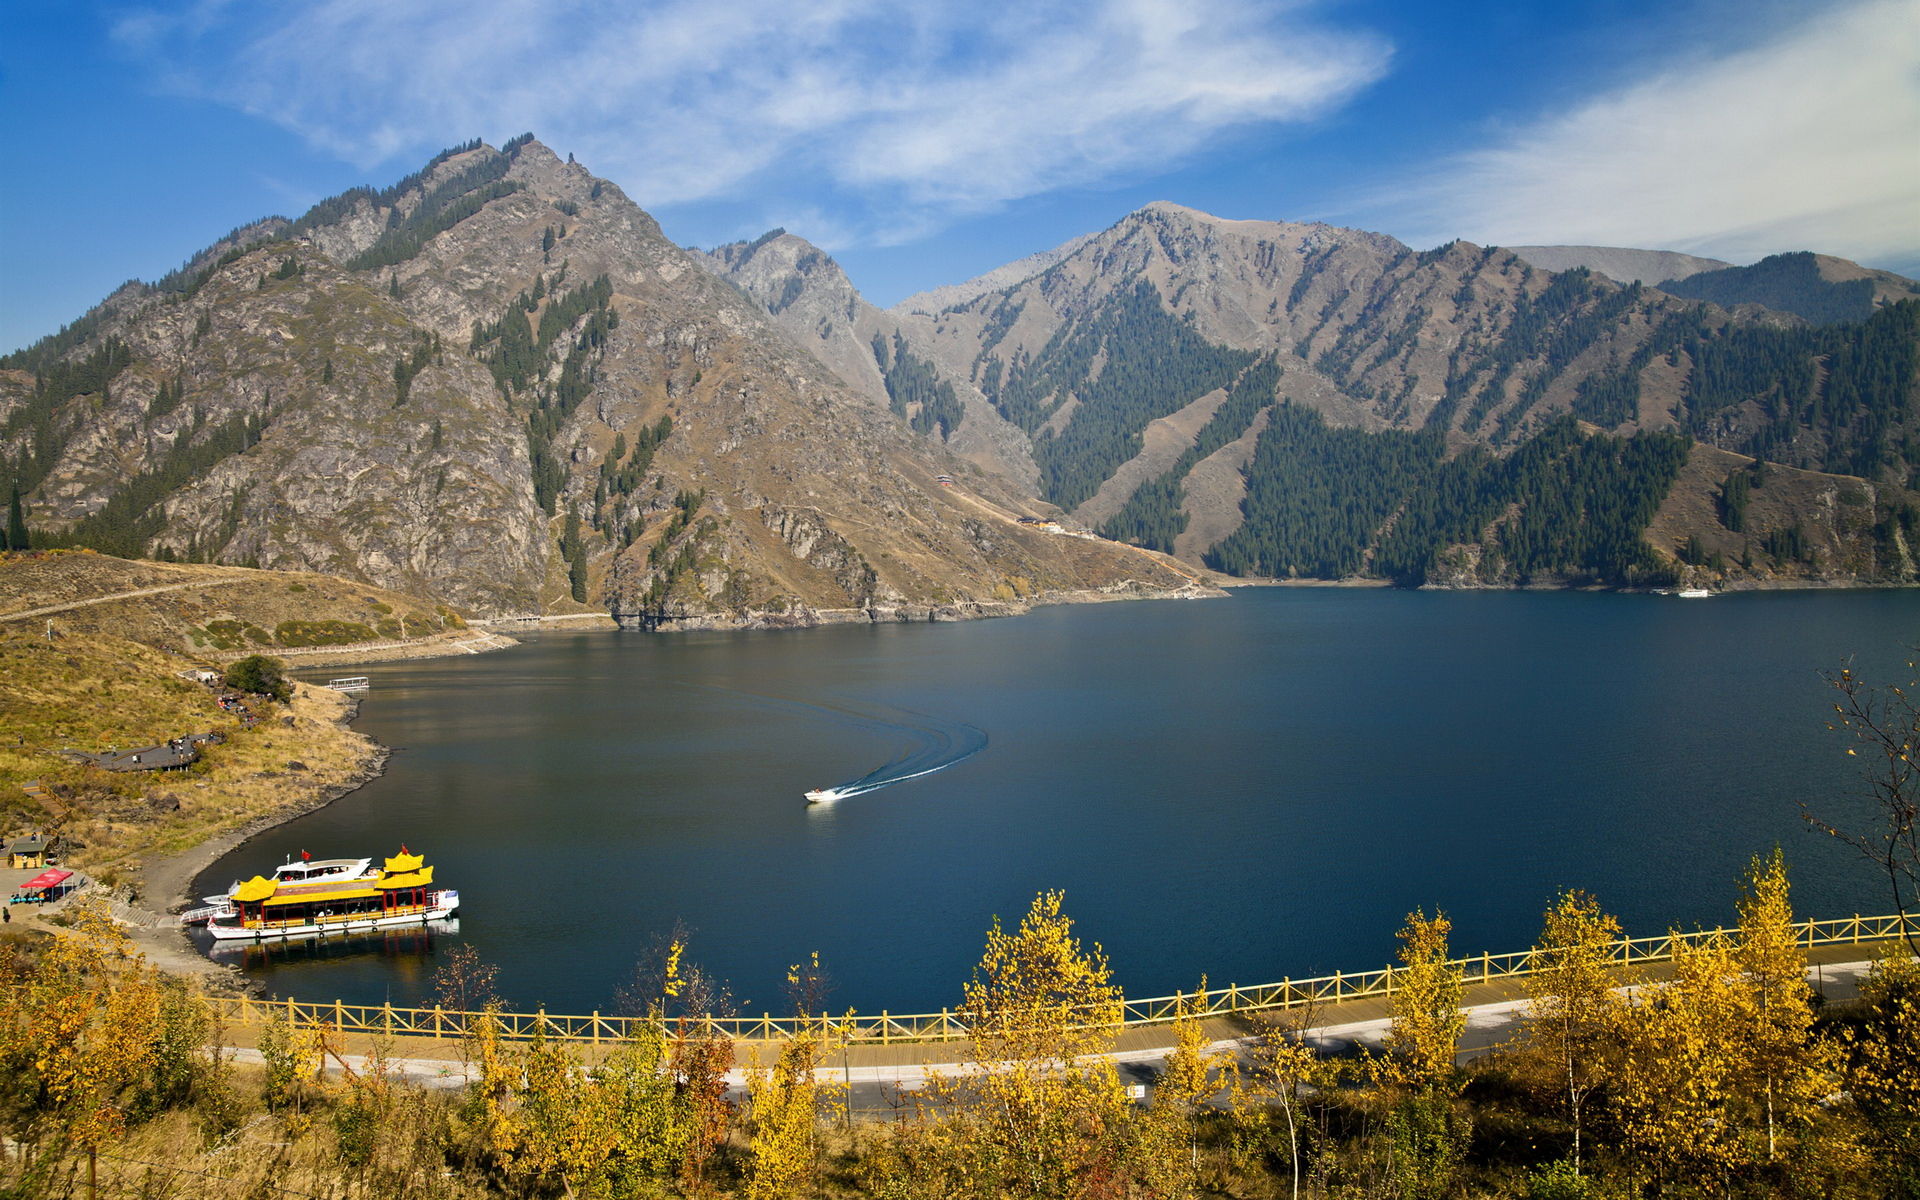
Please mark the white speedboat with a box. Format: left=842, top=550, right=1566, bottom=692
left=805, top=787, right=841, bottom=803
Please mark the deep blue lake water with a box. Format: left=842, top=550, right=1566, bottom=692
left=196, top=587, right=1919, bottom=1016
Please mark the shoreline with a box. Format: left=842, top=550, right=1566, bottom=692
left=245, top=628, right=522, bottom=670
left=611, top=578, right=1226, bottom=632
left=113, top=692, right=393, bottom=992
left=133, top=735, right=393, bottom=915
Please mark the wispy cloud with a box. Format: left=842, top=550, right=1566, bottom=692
left=1386, top=0, right=1920, bottom=265
left=113, top=0, right=1389, bottom=244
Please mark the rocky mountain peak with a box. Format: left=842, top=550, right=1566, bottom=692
left=3, top=138, right=1198, bottom=624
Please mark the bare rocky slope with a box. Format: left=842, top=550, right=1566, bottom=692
left=1508, top=245, right=1732, bottom=285
left=2, top=139, right=1196, bottom=627
left=892, top=232, right=1096, bottom=316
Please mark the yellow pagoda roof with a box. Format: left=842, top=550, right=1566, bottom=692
left=262, top=883, right=381, bottom=907
left=375, top=865, right=434, bottom=890
left=231, top=876, right=277, bottom=903
left=384, top=850, right=424, bottom=873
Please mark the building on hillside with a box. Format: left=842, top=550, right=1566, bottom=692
left=7, top=834, right=50, bottom=869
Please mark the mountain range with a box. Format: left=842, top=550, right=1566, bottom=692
left=5, top=136, right=1916, bottom=626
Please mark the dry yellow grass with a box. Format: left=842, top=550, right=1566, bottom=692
left=0, top=627, right=380, bottom=889
left=70, top=1080, right=493, bottom=1200
left=0, top=549, right=467, bottom=660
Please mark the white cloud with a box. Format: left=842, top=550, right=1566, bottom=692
left=114, top=0, right=1388, bottom=241
left=1391, top=0, right=1920, bottom=265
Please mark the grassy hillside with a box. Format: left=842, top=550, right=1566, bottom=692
left=0, top=549, right=469, bottom=659
left=1645, top=443, right=1917, bottom=585
left=0, top=625, right=379, bottom=889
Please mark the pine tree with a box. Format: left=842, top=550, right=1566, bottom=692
left=7, top=484, right=29, bottom=551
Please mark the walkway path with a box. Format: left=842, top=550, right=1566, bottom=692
left=217, top=942, right=1892, bottom=1108
left=0, top=577, right=242, bottom=623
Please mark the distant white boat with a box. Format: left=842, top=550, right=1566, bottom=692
left=805, top=787, right=842, bottom=803
left=325, top=676, right=371, bottom=693
left=1676, top=588, right=1714, bottom=599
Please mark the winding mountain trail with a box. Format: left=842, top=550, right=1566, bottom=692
left=0, top=578, right=244, bottom=623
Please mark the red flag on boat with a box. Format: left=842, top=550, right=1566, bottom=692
left=301, top=849, right=311, bottom=861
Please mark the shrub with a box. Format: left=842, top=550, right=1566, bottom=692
left=223, top=655, right=290, bottom=702
left=273, top=620, right=377, bottom=647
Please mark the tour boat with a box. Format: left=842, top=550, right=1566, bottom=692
left=181, top=854, right=379, bottom=925
left=1676, top=588, right=1714, bottom=599
left=202, top=847, right=459, bottom=941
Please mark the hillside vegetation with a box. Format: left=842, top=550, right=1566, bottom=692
left=0, top=623, right=379, bottom=887
left=0, top=550, right=470, bottom=659
left=0, top=858, right=1913, bottom=1198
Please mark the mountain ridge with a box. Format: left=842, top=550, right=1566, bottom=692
left=705, top=202, right=1918, bottom=590
left=10, top=149, right=1917, bottom=610
left=1508, top=245, right=1733, bottom=285
left=3, top=138, right=1200, bottom=626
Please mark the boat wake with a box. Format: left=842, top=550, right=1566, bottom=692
left=811, top=711, right=987, bottom=801
left=685, top=684, right=985, bottom=803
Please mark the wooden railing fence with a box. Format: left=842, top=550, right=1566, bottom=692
left=205, top=911, right=1911, bottom=1048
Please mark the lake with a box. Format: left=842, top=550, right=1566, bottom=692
left=195, top=587, right=1918, bottom=1016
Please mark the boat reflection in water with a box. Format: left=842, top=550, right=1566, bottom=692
left=203, top=917, right=461, bottom=968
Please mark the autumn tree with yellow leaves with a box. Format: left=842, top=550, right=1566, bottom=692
left=1522, top=888, right=1623, bottom=1174
left=1615, top=930, right=1751, bottom=1184
left=0, top=903, right=203, bottom=1200
left=1383, top=909, right=1465, bottom=1095
left=1612, top=855, right=1850, bottom=1191
left=1735, top=847, right=1833, bottom=1165
left=1378, top=908, right=1468, bottom=1200
left=1138, top=981, right=1225, bottom=1199
left=742, top=954, right=846, bottom=1200
left=1842, top=948, right=1920, bottom=1181
left=1233, top=996, right=1339, bottom=1200
left=850, top=890, right=1142, bottom=1199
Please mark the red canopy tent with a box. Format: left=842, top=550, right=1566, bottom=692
left=14, top=868, right=72, bottom=899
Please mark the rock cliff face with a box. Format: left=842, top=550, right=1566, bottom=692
left=3, top=140, right=1195, bottom=621
left=695, top=233, right=1040, bottom=491
left=892, top=232, right=1095, bottom=316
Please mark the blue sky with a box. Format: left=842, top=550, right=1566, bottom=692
left=4, top=0, right=1916, bottom=353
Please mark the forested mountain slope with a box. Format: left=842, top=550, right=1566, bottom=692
left=715, top=203, right=1920, bottom=588
left=1, top=139, right=1195, bottom=624
left=1656, top=252, right=1920, bottom=327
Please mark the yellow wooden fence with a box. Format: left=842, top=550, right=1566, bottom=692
left=204, top=911, right=1912, bottom=1048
